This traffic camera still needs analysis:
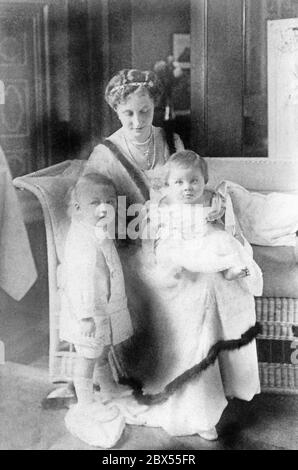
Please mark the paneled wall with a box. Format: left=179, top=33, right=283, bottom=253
left=0, top=0, right=74, bottom=174
left=79, top=0, right=133, bottom=144
left=131, top=0, right=190, bottom=71
left=206, top=0, right=243, bottom=158
left=4, top=1, right=298, bottom=172
left=85, top=0, right=190, bottom=142
left=0, top=1, right=52, bottom=176
left=191, top=0, right=298, bottom=158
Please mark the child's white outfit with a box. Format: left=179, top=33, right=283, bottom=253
left=149, top=193, right=263, bottom=296
left=60, top=219, right=133, bottom=352
left=60, top=219, right=133, bottom=448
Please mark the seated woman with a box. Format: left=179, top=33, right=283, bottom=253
left=84, top=68, right=261, bottom=441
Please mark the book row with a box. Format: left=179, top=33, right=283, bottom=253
left=255, top=297, right=298, bottom=323
left=258, top=322, right=295, bottom=340
left=259, top=362, right=298, bottom=390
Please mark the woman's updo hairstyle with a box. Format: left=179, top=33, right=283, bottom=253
left=105, top=69, right=163, bottom=110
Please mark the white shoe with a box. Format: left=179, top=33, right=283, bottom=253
left=198, top=427, right=218, bottom=441
left=65, top=401, right=125, bottom=448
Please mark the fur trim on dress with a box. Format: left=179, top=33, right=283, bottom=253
left=119, top=322, right=261, bottom=405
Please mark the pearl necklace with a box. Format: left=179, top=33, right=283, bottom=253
left=123, top=128, right=156, bottom=170
left=129, top=128, right=153, bottom=147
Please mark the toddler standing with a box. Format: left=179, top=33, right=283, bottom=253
left=60, top=173, right=133, bottom=448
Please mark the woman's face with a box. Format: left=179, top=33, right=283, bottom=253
left=116, top=91, right=155, bottom=143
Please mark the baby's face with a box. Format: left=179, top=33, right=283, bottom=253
left=76, top=183, right=117, bottom=227
left=167, top=166, right=205, bottom=204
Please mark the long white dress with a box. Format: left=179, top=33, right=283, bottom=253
left=112, top=201, right=261, bottom=436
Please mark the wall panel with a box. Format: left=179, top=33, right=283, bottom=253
left=206, top=0, right=243, bottom=157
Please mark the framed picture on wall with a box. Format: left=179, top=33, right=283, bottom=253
left=173, top=33, right=190, bottom=69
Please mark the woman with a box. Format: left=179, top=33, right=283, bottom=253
left=84, top=69, right=260, bottom=440
left=86, top=69, right=184, bottom=206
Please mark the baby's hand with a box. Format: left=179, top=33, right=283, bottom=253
left=80, top=318, right=96, bottom=337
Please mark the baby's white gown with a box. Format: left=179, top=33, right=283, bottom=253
left=150, top=202, right=263, bottom=296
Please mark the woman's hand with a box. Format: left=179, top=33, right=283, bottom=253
left=80, top=318, right=96, bottom=338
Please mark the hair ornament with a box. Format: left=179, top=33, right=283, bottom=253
left=110, top=79, right=154, bottom=94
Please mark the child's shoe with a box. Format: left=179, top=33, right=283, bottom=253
left=65, top=400, right=124, bottom=448
left=42, top=382, right=76, bottom=409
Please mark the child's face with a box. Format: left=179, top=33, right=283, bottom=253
left=167, top=166, right=205, bottom=204
left=75, top=183, right=117, bottom=227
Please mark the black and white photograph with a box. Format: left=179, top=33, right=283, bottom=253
left=0, top=0, right=298, bottom=454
